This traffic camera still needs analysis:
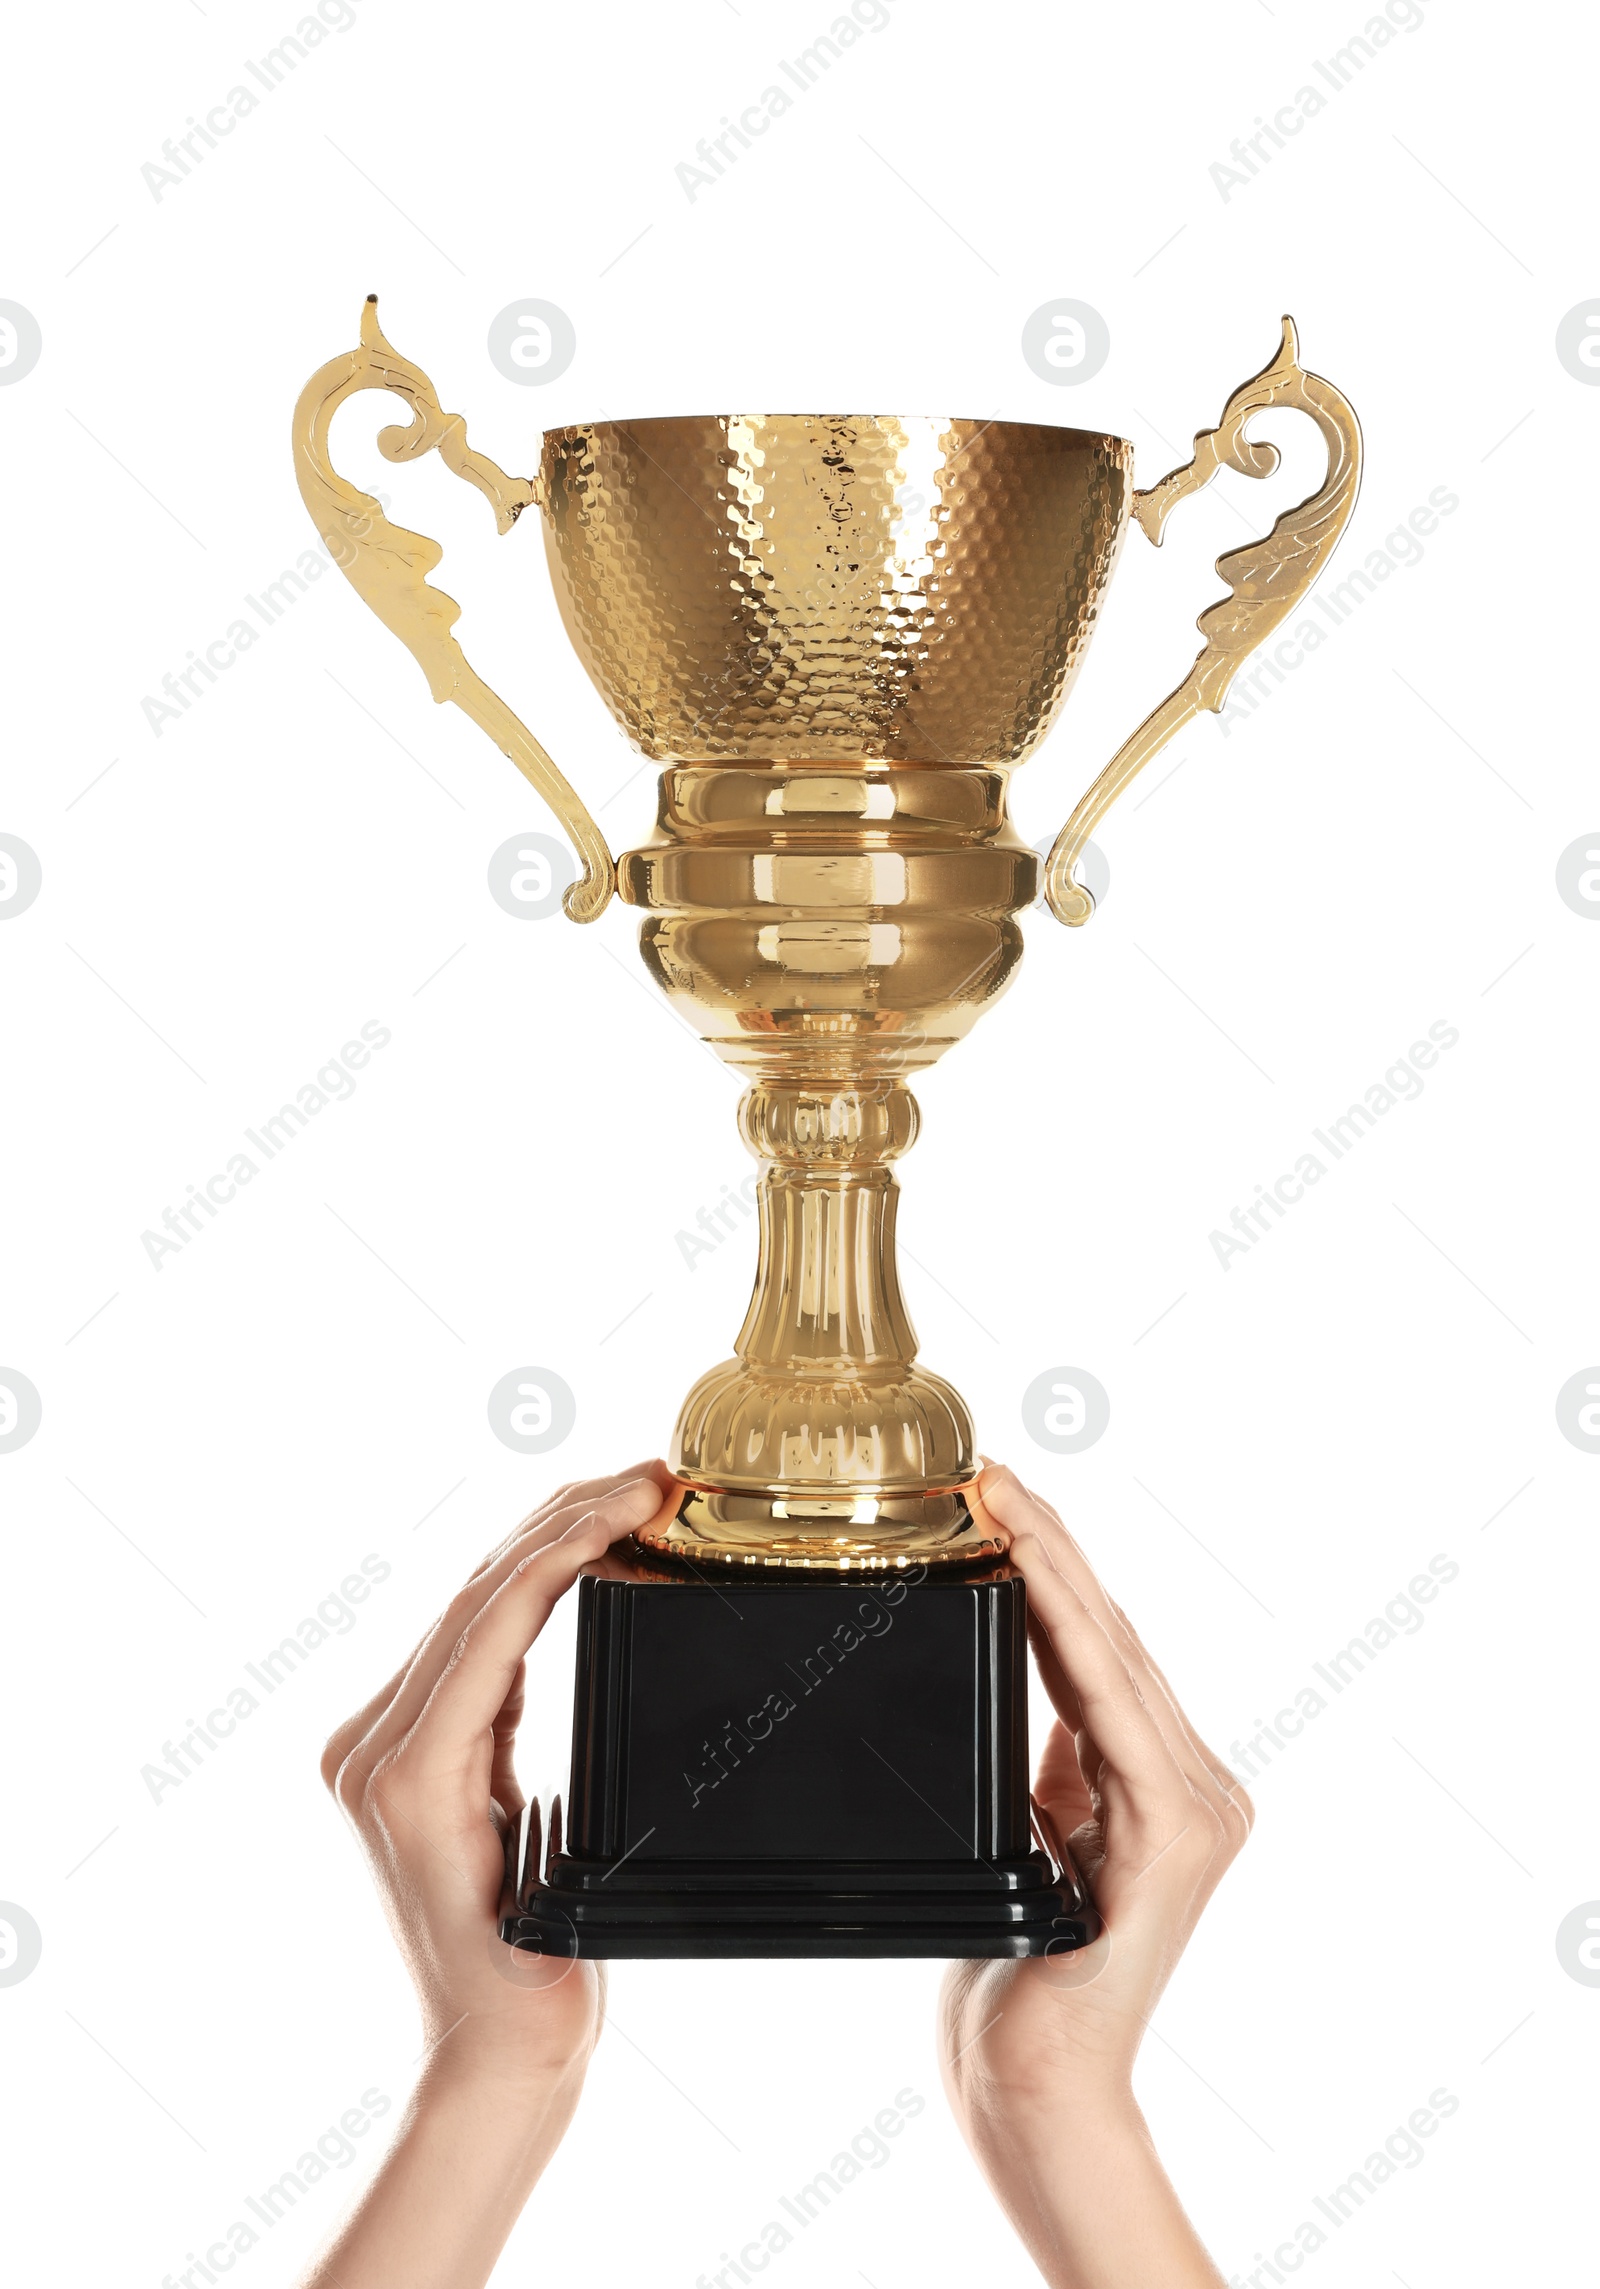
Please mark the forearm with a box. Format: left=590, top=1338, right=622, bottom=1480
left=968, top=2091, right=1225, bottom=2289
left=296, top=2055, right=586, bottom=2289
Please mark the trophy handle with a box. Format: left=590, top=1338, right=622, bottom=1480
left=291, top=295, right=614, bottom=923
left=1041, top=315, right=1361, bottom=926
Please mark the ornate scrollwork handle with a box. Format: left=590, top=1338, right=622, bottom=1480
left=292, top=296, right=614, bottom=923
left=1042, top=316, right=1362, bottom=926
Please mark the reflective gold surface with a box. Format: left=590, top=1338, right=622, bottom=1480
left=291, top=298, right=615, bottom=921
left=649, top=1485, right=1007, bottom=1571
left=1043, top=318, right=1363, bottom=923
left=539, top=413, right=1131, bottom=764
left=620, top=765, right=1033, bottom=1083
left=616, top=765, right=1032, bottom=1561
left=293, top=308, right=1362, bottom=1565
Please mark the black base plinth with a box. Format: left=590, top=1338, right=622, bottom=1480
left=500, top=1543, right=1095, bottom=1960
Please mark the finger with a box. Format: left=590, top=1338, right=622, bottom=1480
left=1011, top=1529, right=1228, bottom=1955
left=989, top=1466, right=1184, bottom=1731
left=444, top=1461, right=674, bottom=1649
left=469, top=1459, right=668, bottom=1583
left=326, top=1466, right=671, bottom=1794
left=1004, top=1526, right=1191, bottom=1822
left=1031, top=1712, right=1096, bottom=1843
left=488, top=1658, right=526, bottom=1823
left=320, top=1487, right=606, bottom=1792
left=987, top=1466, right=1242, bottom=1832
left=324, top=1465, right=664, bottom=1780
left=1107, top=1601, right=1254, bottom=1846
left=988, top=1472, right=1140, bottom=1754
left=401, top=1479, right=666, bottom=1777
left=979, top=1469, right=1086, bottom=1738
left=1045, top=1535, right=1248, bottom=1851
left=351, top=1475, right=665, bottom=1768
left=990, top=1468, right=1251, bottom=1915
left=1023, top=1602, right=1086, bottom=1735
left=978, top=1460, right=1067, bottom=1536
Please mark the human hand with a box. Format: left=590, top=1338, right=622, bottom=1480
left=298, top=1465, right=675, bottom=2289
left=938, top=1465, right=1250, bottom=2288
left=321, top=1460, right=674, bottom=2095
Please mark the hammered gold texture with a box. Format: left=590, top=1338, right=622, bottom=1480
left=538, top=415, right=1132, bottom=763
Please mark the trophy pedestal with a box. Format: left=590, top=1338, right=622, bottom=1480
left=500, top=1548, right=1096, bottom=1960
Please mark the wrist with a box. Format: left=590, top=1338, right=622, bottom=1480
left=418, top=2036, right=588, bottom=2114
left=296, top=2044, right=586, bottom=2287
left=972, top=2079, right=1148, bottom=2172
left=965, top=2098, right=1223, bottom=2289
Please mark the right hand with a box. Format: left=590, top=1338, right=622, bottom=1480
left=320, top=1461, right=675, bottom=2096
left=938, top=1467, right=1251, bottom=2288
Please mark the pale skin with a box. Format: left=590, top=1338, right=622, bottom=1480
left=299, top=1461, right=1248, bottom=2289
left=939, top=1467, right=1251, bottom=2288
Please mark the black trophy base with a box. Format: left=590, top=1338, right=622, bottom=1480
left=500, top=1543, right=1096, bottom=1960
left=504, top=1845, right=1093, bottom=1960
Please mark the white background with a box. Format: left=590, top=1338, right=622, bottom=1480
left=1, top=1, right=1594, bottom=2283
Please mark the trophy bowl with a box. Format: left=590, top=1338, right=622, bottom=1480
left=536, top=411, right=1130, bottom=764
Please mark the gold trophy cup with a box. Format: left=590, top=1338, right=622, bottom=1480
left=294, top=300, right=1360, bottom=1571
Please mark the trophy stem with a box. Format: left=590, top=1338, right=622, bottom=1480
left=734, top=1080, right=918, bottom=1371
left=643, top=1080, right=1001, bottom=1569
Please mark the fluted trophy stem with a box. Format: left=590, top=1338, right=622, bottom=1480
left=645, top=1079, right=998, bottom=1569
left=735, top=1084, right=918, bottom=1369
left=741, top=1163, right=911, bottom=1370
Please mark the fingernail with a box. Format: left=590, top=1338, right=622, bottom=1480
left=603, top=1477, right=659, bottom=1516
